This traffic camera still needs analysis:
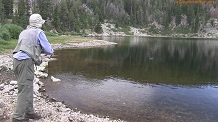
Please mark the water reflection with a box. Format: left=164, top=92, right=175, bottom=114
left=46, top=37, right=218, bottom=122
left=50, top=37, right=218, bottom=86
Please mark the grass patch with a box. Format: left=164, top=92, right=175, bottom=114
left=47, top=35, right=94, bottom=44
left=0, top=39, right=17, bottom=54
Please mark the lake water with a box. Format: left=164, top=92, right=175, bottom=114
left=45, top=37, right=218, bottom=122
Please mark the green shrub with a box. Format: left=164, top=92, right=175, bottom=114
left=0, top=37, right=5, bottom=44
left=148, top=24, right=160, bottom=34
left=2, top=24, right=23, bottom=39
left=173, top=26, right=191, bottom=34
left=94, top=23, right=103, bottom=34
left=0, top=26, right=11, bottom=41
left=119, top=26, right=132, bottom=35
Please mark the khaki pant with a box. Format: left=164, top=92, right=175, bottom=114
left=12, top=58, right=35, bottom=120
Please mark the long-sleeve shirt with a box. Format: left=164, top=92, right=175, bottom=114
left=13, top=31, right=54, bottom=60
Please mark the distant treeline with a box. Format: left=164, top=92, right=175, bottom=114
left=0, top=0, right=217, bottom=34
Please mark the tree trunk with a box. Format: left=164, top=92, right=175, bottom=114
left=26, top=0, right=32, bottom=16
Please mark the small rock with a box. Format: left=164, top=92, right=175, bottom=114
left=8, top=91, right=14, bottom=95
left=0, top=84, right=4, bottom=89
left=34, top=77, right=40, bottom=83
left=36, top=66, right=46, bottom=72
left=35, top=71, right=48, bottom=78
left=38, top=88, right=46, bottom=92
left=41, top=62, right=48, bottom=67
left=48, top=58, right=57, bottom=61
left=0, top=99, right=6, bottom=108
left=10, top=80, right=17, bottom=85
left=34, top=83, right=40, bottom=93
left=51, top=76, right=61, bottom=82
left=2, top=85, right=16, bottom=93
left=49, top=98, right=57, bottom=102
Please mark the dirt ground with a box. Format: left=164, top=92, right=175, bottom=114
left=0, top=66, right=15, bottom=121
left=0, top=66, right=15, bottom=84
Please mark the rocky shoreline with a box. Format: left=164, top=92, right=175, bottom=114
left=0, top=40, right=125, bottom=122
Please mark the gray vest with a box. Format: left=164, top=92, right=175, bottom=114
left=13, top=27, right=43, bottom=65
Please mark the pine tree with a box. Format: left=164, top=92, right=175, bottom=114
left=17, top=0, right=28, bottom=28
left=98, top=0, right=105, bottom=22
left=136, top=5, right=144, bottom=26
left=26, top=0, right=32, bottom=16
left=52, top=5, right=60, bottom=31
left=68, top=7, right=75, bottom=31
left=193, top=5, right=202, bottom=33
left=59, top=0, right=69, bottom=31
left=37, top=0, right=53, bottom=19
left=2, top=0, right=13, bottom=18
left=175, top=4, right=182, bottom=26
left=0, top=0, right=5, bottom=23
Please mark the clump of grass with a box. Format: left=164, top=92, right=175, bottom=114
left=0, top=39, right=17, bottom=54
left=47, top=35, right=95, bottom=44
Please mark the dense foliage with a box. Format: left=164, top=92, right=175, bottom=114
left=0, top=24, right=23, bottom=41
left=0, top=0, right=217, bottom=34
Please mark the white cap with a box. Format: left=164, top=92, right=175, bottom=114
left=29, top=14, right=45, bottom=28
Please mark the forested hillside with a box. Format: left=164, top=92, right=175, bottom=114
left=1, top=0, right=218, bottom=36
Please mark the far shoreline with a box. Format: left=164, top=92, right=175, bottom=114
left=86, top=34, right=218, bottom=40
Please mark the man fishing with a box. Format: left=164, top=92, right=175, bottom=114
left=12, top=13, right=54, bottom=122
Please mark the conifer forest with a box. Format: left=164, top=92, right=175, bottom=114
left=0, top=0, right=218, bottom=35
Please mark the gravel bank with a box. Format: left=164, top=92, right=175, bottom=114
left=0, top=40, right=125, bottom=122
